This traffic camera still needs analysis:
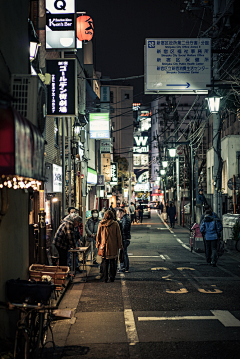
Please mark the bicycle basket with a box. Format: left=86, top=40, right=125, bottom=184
left=6, top=279, right=54, bottom=304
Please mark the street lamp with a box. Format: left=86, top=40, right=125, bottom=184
left=162, top=160, right=168, bottom=168
left=168, top=148, right=176, bottom=157
left=206, top=91, right=222, bottom=113
left=160, top=169, right=166, bottom=175
left=74, top=118, right=81, bottom=135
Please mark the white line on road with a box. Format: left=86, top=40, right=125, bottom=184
left=121, top=275, right=140, bottom=349
left=128, top=255, right=162, bottom=258
left=176, top=238, right=183, bottom=244
left=138, top=310, right=240, bottom=327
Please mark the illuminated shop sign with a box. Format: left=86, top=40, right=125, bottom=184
left=89, top=113, right=110, bottom=139
left=133, top=136, right=149, bottom=153
left=76, top=15, right=94, bottom=42
left=110, top=163, right=118, bottom=184
left=133, top=154, right=149, bottom=167
left=46, top=0, right=76, bottom=49
left=100, top=139, right=111, bottom=153
left=53, top=164, right=62, bottom=192
left=46, top=59, right=76, bottom=116
left=46, top=0, right=75, bottom=15
left=138, top=171, right=149, bottom=183
left=87, top=167, right=97, bottom=185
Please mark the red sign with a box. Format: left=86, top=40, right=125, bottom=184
left=176, top=146, right=184, bottom=156
left=76, top=15, right=94, bottom=42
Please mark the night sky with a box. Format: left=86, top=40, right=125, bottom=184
left=77, top=0, right=212, bottom=103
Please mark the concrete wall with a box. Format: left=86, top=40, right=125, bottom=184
left=0, top=188, right=29, bottom=339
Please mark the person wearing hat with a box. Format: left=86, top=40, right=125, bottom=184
left=53, top=213, right=82, bottom=266
left=85, top=209, right=101, bottom=265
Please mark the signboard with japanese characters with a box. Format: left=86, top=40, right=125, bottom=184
left=89, top=113, right=110, bottom=139
left=53, top=164, right=62, bottom=192
left=46, top=59, right=77, bottom=116
left=87, top=167, right=97, bottom=185
left=145, top=38, right=211, bottom=94
left=133, top=154, right=149, bottom=168
left=100, top=139, right=111, bottom=153
left=101, top=153, right=111, bottom=182
left=110, top=163, right=118, bottom=185
left=45, top=0, right=76, bottom=49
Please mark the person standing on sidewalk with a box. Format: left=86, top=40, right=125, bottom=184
left=136, top=202, right=143, bottom=224
left=200, top=209, right=222, bottom=266
left=129, top=202, right=135, bottom=224
left=85, top=209, right=100, bottom=265
left=96, top=210, right=122, bottom=282
left=118, top=208, right=131, bottom=272
left=168, top=202, right=176, bottom=228
left=53, top=213, right=82, bottom=266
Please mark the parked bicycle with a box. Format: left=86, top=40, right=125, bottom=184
left=0, top=301, right=58, bottom=359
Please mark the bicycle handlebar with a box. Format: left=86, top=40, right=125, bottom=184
left=0, top=301, right=58, bottom=311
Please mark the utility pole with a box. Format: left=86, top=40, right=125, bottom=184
left=128, top=150, right=132, bottom=204
left=68, top=118, right=72, bottom=208
left=212, top=0, right=222, bottom=218
left=62, top=118, right=66, bottom=217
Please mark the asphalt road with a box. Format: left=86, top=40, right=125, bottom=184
left=47, top=211, right=240, bottom=359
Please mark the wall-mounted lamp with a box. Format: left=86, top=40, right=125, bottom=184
left=162, top=160, right=168, bottom=168
left=168, top=148, right=176, bottom=157
left=160, top=169, right=166, bottom=175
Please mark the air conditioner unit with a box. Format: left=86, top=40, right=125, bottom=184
left=11, top=75, right=47, bottom=134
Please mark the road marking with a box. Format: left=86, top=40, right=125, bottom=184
left=121, top=275, right=139, bottom=348
left=176, top=238, right=183, bottom=244
left=157, top=228, right=168, bottom=230
left=147, top=225, right=151, bottom=227
left=164, top=254, right=170, bottom=260
left=129, top=255, right=162, bottom=258
left=138, top=311, right=240, bottom=327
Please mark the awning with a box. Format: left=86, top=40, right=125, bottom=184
left=0, top=107, right=45, bottom=181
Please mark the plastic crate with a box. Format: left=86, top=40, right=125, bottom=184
left=29, top=264, right=69, bottom=286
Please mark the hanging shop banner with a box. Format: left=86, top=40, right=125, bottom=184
left=100, top=139, right=111, bottom=153
left=101, top=153, right=111, bottom=182
left=87, top=167, right=97, bottom=185
left=97, top=175, right=105, bottom=186
left=46, top=59, right=77, bottom=117
left=145, top=38, right=211, bottom=94
left=110, top=162, right=118, bottom=185
left=45, top=0, right=75, bottom=49
left=89, top=113, right=110, bottom=139
left=53, top=164, right=62, bottom=192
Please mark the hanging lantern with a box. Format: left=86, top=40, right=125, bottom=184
left=76, top=15, right=94, bottom=42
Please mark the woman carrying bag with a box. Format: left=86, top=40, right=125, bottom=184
left=96, top=210, right=122, bottom=282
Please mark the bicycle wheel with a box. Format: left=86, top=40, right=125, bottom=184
left=14, top=329, right=30, bottom=359
left=28, top=311, right=43, bottom=358
left=236, top=239, right=240, bottom=252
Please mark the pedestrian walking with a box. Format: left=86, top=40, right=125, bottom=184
left=200, top=209, right=222, bottom=266
left=137, top=202, right=143, bottom=224
left=168, top=202, right=176, bottom=228
left=85, top=209, right=101, bottom=265
left=159, top=202, right=163, bottom=214
left=165, top=202, right=169, bottom=222
left=53, top=213, right=82, bottom=266
left=96, top=210, right=122, bottom=282
left=118, top=208, right=131, bottom=272
left=129, top=202, right=135, bottom=224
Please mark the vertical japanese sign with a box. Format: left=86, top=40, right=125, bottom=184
left=145, top=38, right=211, bottom=94
left=45, top=0, right=76, bottom=50
left=101, top=153, right=111, bottom=182
left=110, top=163, right=118, bottom=184
left=46, top=59, right=77, bottom=116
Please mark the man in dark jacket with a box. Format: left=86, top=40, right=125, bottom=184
left=168, top=202, right=176, bottom=228
left=53, top=213, right=82, bottom=266
left=200, top=209, right=222, bottom=266
left=119, top=208, right=131, bottom=272
left=137, top=202, right=143, bottom=224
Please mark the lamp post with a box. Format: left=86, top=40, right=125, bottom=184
left=206, top=91, right=222, bottom=218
